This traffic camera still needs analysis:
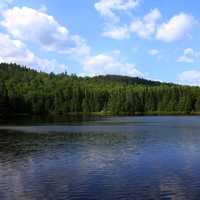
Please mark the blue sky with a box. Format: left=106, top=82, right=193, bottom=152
left=0, top=0, right=200, bottom=85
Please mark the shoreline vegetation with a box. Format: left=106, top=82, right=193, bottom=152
left=1, top=63, right=200, bottom=117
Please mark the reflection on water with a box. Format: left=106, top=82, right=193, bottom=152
left=0, top=116, right=200, bottom=199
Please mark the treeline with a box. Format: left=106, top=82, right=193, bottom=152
left=0, top=63, right=200, bottom=115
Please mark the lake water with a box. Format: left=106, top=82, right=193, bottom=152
left=0, top=116, right=200, bottom=200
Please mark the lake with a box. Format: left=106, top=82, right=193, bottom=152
left=0, top=116, right=200, bottom=200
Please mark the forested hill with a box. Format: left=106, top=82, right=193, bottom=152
left=0, top=63, right=164, bottom=86
left=0, top=63, right=200, bottom=115
left=92, top=75, right=164, bottom=86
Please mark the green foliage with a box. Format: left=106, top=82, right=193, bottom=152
left=0, top=63, right=200, bottom=115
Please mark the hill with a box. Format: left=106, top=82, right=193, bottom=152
left=0, top=63, right=200, bottom=115
left=92, top=75, right=164, bottom=86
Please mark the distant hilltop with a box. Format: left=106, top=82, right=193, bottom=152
left=92, top=75, right=170, bottom=86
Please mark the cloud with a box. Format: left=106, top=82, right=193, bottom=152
left=156, top=13, right=195, bottom=42
left=95, top=0, right=139, bottom=40
left=130, top=8, right=161, bottom=39
left=149, top=48, right=159, bottom=56
left=95, top=0, right=139, bottom=22
left=83, top=51, right=143, bottom=77
left=177, top=48, right=200, bottom=63
left=101, top=8, right=162, bottom=40
left=1, top=6, right=143, bottom=77
left=102, top=25, right=130, bottom=39
left=0, top=33, right=65, bottom=73
left=1, top=6, right=90, bottom=58
left=97, top=3, right=196, bottom=44
left=178, top=70, right=200, bottom=85
left=95, top=0, right=196, bottom=44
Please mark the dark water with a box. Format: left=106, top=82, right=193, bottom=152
left=1, top=116, right=200, bottom=200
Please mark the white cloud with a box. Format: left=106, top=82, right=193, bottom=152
left=96, top=3, right=196, bottom=44
left=130, top=8, right=161, bottom=39
left=0, top=33, right=33, bottom=64
left=0, top=6, right=143, bottom=77
left=102, top=25, right=130, bottom=39
left=179, top=70, right=200, bottom=85
left=1, top=6, right=90, bottom=58
left=177, top=48, right=200, bottom=63
left=149, top=48, right=159, bottom=56
left=156, top=13, right=195, bottom=42
left=0, top=33, right=65, bottom=73
left=95, top=0, right=139, bottom=39
left=101, top=8, right=162, bottom=40
left=83, top=51, right=143, bottom=77
left=95, top=0, right=139, bottom=22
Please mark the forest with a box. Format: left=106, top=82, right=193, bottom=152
left=0, top=63, right=200, bottom=116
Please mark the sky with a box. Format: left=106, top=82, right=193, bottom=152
left=0, top=0, right=200, bottom=85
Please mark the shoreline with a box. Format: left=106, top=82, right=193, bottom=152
left=1, top=111, right=200, bottom=118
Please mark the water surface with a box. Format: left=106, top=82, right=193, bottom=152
left=0, top=116, right=200, bottom=200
